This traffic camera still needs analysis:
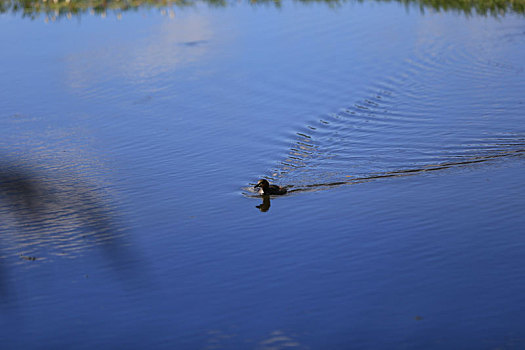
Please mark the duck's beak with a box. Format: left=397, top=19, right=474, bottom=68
left=254, top=183, right=261, bottom=188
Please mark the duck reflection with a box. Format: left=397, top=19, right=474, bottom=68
left=256, top=195, right=271, bottom=212
left=0, top=160, right=141, bottom=301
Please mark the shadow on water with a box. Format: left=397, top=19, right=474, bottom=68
left=0, top=157, right=144, bottom=303
left=1, top=0, right=525, bottom=20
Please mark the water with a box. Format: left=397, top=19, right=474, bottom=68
left=1, top=1, right=525, bottom=349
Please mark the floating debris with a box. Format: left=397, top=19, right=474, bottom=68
left=19, top=255, right=38, bottom=261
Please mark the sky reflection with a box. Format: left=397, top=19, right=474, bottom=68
left=65, top=13, right=215, bottom=91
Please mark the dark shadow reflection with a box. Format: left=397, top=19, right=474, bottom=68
left=0, top=159, right=144, bottom=303
left=1, top=0, right=524, bottom=21
left=256, top=195, right=271, bottom=212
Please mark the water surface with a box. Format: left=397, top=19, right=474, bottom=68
left=1, top=1, right=524, bottom=349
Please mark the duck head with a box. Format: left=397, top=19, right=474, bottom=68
left=254, top=179, right=270, bottom=190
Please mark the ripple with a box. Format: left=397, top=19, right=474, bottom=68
left=0, top=159, right=124, bottom=263
left=257, top=26, right=525, bottom=192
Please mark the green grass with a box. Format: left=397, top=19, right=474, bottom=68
left=1, top=0, right=523, bottom=19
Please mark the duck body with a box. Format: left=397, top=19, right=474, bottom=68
left=254, top=179, right=287, bottom=195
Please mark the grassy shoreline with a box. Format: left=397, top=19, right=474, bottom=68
left=1, top=0, right=524, bottom=20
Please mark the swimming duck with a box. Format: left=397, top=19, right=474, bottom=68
left=254, top=179, right=287, bottom=195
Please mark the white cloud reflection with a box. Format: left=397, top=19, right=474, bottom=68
left=65, top=11, right=215, bottom=91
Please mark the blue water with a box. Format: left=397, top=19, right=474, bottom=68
left=1, top=1, right=525, bottom=349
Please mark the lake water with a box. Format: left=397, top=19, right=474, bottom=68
left=1, top=0, right=525, bottom=348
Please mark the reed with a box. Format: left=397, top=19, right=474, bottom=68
left=0, top=0, right=523, bottom=19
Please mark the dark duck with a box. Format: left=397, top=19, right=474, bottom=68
left=254, top=179, right=287, bottom=195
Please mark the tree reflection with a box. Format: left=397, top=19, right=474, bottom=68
left=0, top=0, right=523, bottom=20
left=0, top=159, right=142, bottom=301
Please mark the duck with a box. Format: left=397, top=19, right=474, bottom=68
left=254, top=179, right=287, bottom=195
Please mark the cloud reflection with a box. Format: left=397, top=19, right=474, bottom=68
left=65, top=14, right=214, bottom=90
